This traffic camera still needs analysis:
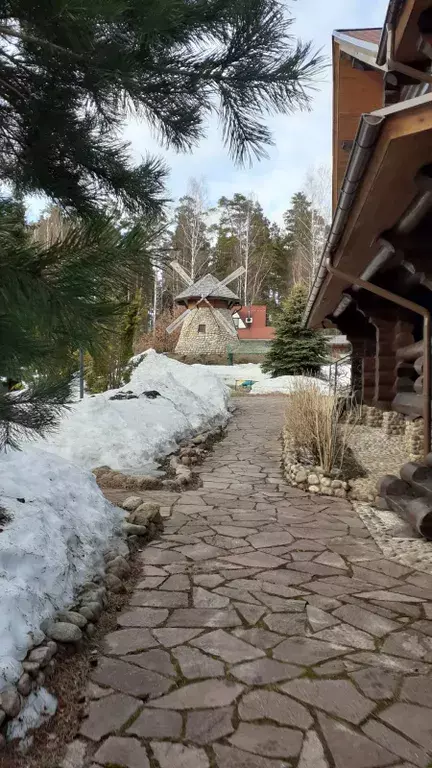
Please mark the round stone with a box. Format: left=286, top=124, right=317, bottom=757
left=56, top=611, right=88, bottom=628
left=0, top=688, right=21, bottom=717
left=46, top=622, right=83, bottom=643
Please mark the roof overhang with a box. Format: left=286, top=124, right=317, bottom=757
left=305, top=93, right=432, bottom=328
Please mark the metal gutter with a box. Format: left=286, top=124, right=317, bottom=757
left=377, top=0, right=407, bottom=66
left=303, top=113, right=385, bottom=326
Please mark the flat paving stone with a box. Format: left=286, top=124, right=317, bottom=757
left=140, top=549, right=186, bottom=565
left=298, top=730, right=329, bottom=768
left=315, top=552, right=347, bottom=570
left=273, top=636, right=349, bottom=665
left=135, top=577, right=166, bottom=589
left=148, top=679, right=244, bottom=709
left=130, top=590, right=188, bottom=608
left=362, top=719, right=431, bottom=767
left=231, top=658, right=302, bottom=685
left=194, top=574, right=224, bottom=588
left=234, top=604, right=267, bottom=625
left=127, top=709, right=182, bottom=739
left=280, top=679, right=375, bottom=724
left=381, top=631, right=432, bottom=660
left=167, top=609, right=242, bottom=627
left=307, top=605, right=340, bottom=632
left=238, top=689, right=312, bottom=729
left=333, top=604, right=399, bottom=638
left=401, top=675, right=432, bottom=708
left=229, top=722, right=303, bottom=758
left=151, top=741, right=209, bottom=768
left=191, top=629, right=265, bottom=663
left=91, top=657, right=172, bottom=699
left=318, top=713, right=396, bottom=768
left=247, top=531, right=294, bottom=548
left=358, top=590, right=423, bottom=603
left=117, top=608, right=168, bottom=628
left=213, top=525, right=258, bottom=537
left=93, top=737, right=149, bottom=768
left=186, top=707, right=234, bottom=744
left=79, top=694, right=141, bottom=741
left=349, top=668, right=400, bottom=701
left=103, top=628, right=158, bottom=655
left=233, top=628, right=284, bottom=649
left=120, top=649, right=175, bottom=677
left=193, top=586, right=230, bottom=608
left=314, top=623, right=375, bottom=650
left=160, top=574, right=190, bottom=590
left=222, top=552, right=286, bottom=568
left=379, top=703, right=432, bottom=750
left=213, top=744, right=291, bottom=768
left=263, top=614, right=307, bottom=635
left=152, top=628, right=203, bottom=647
left=173, top=645, right=225, bottom=678
left=177, top=543, right=224, bottom=561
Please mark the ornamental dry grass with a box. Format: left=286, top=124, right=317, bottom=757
left=285, top=384, right=360, bottom=475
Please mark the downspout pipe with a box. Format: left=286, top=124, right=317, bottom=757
left=325, top=259, right=431, bottom=459
left=377, top=0, right=406, bottom=66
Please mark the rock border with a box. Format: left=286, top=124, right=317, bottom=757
left=282, top=428, right=349, bottom=499
left=93, top=424, right=226, bottom=493
left=0, top=501, right=164, bottom=750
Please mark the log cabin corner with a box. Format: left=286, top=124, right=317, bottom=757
left=305, top=0, right=432, bottom=536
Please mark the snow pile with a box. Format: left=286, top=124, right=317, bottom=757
left=250, top=375, right=329, bottom=395
left=8, top=688, right=57, bottom=740
left=0, top=449, right=123, bottom=690
left=192, top=362, right=270, bottom=387
left=39, top=350, right=230, bottom=472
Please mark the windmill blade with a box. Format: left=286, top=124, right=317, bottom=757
left=219, top=265, right=246, bottom=287
left=166, top=308, right=192, bottom=334
left=202, top=298, right=238, bottom=337
left=170, top=260, right=193, bottom=286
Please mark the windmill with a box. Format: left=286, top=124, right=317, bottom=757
left=167, top=261, right=245, bottom=358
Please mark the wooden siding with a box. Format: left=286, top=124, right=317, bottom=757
left=332, top=42, right=383, bottom=211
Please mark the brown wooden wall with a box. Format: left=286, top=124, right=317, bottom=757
left=332, top=42, right=384, bottom=211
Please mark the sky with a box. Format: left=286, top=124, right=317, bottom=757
left=28, top=0, right=389, bottom=224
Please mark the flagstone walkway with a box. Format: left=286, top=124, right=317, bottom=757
left=79, top=398, right=432, bottom=768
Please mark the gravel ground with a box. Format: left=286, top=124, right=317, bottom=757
left=347, top=425, right=408, bottom=499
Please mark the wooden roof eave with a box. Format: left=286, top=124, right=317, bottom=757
left=305, top=93, right=432, bottom=328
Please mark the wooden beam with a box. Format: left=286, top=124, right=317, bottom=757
left=396, top=339, right=424, bottom=361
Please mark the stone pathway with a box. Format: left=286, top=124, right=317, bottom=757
left=77, top=398, right=432, bottom=768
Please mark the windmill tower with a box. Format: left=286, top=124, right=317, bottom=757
left=167, top=262, right=245, bottom=358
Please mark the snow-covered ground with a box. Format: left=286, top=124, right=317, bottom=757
left=250, top=375, right=330, bottom=395
left=193, top=361, right=351, bottom=396
left=39, top=351, right=230, bottom=473
left=0, top=450, right=123, bottom=690
left=192, top=362, right=270, bottom=387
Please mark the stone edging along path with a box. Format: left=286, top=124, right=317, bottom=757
left=28, top=399, right=432, bottom=767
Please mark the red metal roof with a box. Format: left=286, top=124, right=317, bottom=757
left=235, top=306, right=275, bottom=341
left=339, top=28, right=382, bottom=45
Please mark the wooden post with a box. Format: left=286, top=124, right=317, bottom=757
left=370, top=314, right=397, bottom=406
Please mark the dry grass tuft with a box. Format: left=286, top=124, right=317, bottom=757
left=285, top=384, right=360, bottom=474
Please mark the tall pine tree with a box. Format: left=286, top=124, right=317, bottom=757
left=262, top=283, right=328, bottom=377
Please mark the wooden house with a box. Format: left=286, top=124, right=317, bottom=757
left=305, top=0, right=432, bottom=467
